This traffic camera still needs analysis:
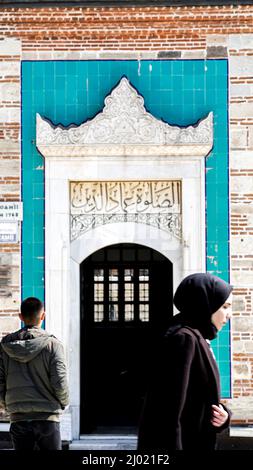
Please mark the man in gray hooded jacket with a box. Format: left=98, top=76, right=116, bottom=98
left=0, top=297, right=69, bottom=450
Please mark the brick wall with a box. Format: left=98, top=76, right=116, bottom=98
left=0, top=4, right=253, bottom=424
left=0, top=6, right=252, bottom=54
left=0, top=35, right=21, bottom=340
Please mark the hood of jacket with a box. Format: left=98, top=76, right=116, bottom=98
left=1, top=326, right=54, bottom=363
left=172, top=273, right=233, bottom=340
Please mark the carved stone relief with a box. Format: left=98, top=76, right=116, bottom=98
left=36, top=77, right=213, bottom=157
left=70, top=181, right=182, bottom=241
left=36, top=77, right=213, bottom=244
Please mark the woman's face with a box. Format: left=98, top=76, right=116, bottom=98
left=211, top=292, right=233, bottom=331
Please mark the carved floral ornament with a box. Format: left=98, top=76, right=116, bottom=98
left=36, top=77, right=213, bottom=157
left=36, top=77, right=213, bottom=242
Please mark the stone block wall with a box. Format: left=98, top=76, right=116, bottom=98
left=0, top=36, right=21, bottom=341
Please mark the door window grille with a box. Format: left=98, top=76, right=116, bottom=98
left=93, top=266, right=150, bottom=323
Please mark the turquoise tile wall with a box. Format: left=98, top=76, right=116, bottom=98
left=21, top=59, right=230, bottom=396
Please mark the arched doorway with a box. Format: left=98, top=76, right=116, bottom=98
left=80, top=243, right=173, bottom=434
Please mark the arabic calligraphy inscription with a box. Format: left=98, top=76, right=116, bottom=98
left=70, top=181, right=182, bottom=241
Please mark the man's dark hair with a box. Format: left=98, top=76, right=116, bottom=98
left=20, top=297, right=44, bottom=321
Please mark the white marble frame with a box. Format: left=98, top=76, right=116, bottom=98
left=43, top=154, right=206, bottom=440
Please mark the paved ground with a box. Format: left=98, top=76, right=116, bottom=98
left=1, top=431, right=253, bottom=450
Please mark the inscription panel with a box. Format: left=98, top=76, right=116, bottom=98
left=70, top=180, right=182, bottom=241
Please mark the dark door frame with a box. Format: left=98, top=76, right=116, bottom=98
left=80, top=243, right=173, bottom=434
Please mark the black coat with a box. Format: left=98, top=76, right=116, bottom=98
left=137, top=325, right=231, bottom=451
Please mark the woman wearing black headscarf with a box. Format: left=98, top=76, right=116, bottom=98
left=137, top=273, right=233, bottom=451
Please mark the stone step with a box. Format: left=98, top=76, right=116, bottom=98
left=69, top=435, right=137, bottom=450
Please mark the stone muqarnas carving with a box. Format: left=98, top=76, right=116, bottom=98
left=36, top=77, right=213, bottom=158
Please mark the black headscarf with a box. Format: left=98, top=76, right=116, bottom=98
left=170, top=273, right=233, bottom=340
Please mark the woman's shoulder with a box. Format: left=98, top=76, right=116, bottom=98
left=164, top=325, right=202, bottom=344
left=160, top=326, right=200, bottom=361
